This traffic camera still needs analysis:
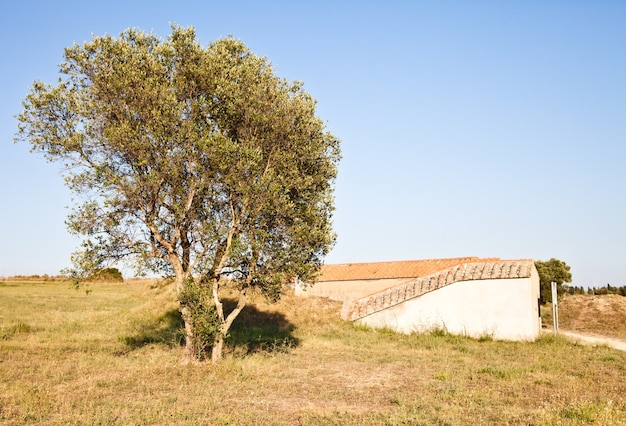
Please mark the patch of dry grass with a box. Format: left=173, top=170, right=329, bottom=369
left=560, top=294, right=626, bottom=339
left=542, top=294, right=626, bottom=340
left=1, top=281, right=625, bottom=425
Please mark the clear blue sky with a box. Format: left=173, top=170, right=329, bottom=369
left=1, top=1, right=624, bottom=287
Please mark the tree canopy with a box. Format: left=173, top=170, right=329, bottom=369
left=535, top=258, right=573, bottom=304
left=16, top=26, right=340, bottom=362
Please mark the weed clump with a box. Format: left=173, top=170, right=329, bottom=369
left=1, top=321, right=33, bottom=340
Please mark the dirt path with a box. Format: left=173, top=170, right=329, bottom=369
left=546, top=329, right=626, bottom=352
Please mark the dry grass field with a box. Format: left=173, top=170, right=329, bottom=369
left=1, top=280, right=625, bottom=425
left=553, top=294, right=626, bottom=340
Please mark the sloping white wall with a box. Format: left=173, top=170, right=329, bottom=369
left=356, top=274, right=541, bottom=341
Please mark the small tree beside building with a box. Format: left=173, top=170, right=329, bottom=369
left=535, top=258, right=572, bottom=304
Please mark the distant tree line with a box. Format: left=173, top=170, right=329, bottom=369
left=564, top=284, right=626, bottom=297
left=535, top=258, right=625, bottom=301
left=1, top=274, right=68, bottom=282
left=1, top=268, right=124, bottom=283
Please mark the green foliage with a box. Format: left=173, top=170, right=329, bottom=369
left=560, top=401, right=605, bottom=422
left=561, top=284, right=626, bottom=297
left=587, top=284, right=626, bottom=296
left=563, top=284, right=586, bottom=295
left=89, top=267, right=124, bottom=282
left=476, top=366, right=511, bottom=379
left=179, top=279, right=221, bottom=360
left=535, top=258, right=572, bottom=304
left=16, top=25, right=340, bottom=360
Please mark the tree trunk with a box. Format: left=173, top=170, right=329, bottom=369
left=211, top=333, right=225, bottom=363
left=181, top=305, right=196, bottom=362
left=173, top=268, right=197, bottom=363
left=210, top=288, right=247, bottom=363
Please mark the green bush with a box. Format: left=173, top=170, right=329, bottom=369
left=89, top=268, right=124, bottom=282
left=179, top=279, right=221, bottom=360
left=535, top=258, right=572, bottom=304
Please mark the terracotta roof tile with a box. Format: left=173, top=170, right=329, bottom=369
left=319, top=257, right=501, bottom=282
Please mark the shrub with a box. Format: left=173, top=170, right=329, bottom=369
left=179, top=279, right=221, bottom=360
left=89, top=268, right=124, bottom=282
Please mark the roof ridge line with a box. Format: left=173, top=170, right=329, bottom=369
left=319, top=257, right=505, bottom=282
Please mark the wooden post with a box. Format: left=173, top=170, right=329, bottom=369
left=551, top=281, right=559, bottom=335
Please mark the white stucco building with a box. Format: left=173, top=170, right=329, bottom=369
left=297, top=257, right=541, bottom=341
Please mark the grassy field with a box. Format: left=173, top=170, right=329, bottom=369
left=1, top=280, right=625, bottom=425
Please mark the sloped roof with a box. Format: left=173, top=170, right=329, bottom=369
left=339, top=258, right=535, bottom=321
left=319, top=257, right=500, bottom=282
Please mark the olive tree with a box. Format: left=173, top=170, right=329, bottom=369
left=16, top=26, right=340, bottom=362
